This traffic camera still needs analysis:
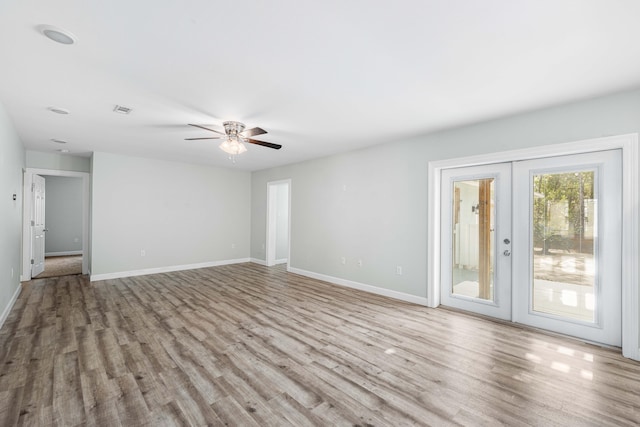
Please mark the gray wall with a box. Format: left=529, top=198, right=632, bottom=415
left=251, top=89, right=640, bottom=302
left=91, top=152, right=251, bottom=276
left=43, top=176, right=83, bottom=255
left=0, top=101, right=25, bottom=323
left=26, top=150, right=90, bottom=172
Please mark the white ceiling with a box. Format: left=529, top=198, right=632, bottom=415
left=2, top=0, right=640, bottom=171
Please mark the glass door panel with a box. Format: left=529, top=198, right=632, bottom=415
left=451, top=178, right=495, bottom=302
left=532, top=171, right=596, bottom=323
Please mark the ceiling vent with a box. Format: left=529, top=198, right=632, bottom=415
left=48, top=106, right=70, bottom=114
left=113, top=105, right=132, bottom=115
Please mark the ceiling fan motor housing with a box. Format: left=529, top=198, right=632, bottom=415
left=223, top=121, right=245, bottom=136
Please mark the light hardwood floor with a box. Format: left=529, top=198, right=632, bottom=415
left=1, top=263, right=638, bottom=426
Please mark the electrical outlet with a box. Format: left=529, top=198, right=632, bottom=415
left=11, top=268, right=14, bottom=278
left=358, top=259, right=363, bottom=267
left=341, top=257, right=346, bottom=265
left=396, top=266, right=402, bottom=275
left=73, top=237, right=79, bottom=243
left=140, top=249, right=146, bottom=257
left=231, top=243, right=236, bottom=249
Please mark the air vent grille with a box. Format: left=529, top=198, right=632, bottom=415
left=113, top=105, right=132, bottom=114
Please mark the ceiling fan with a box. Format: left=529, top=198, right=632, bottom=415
left=185, top=121, right=282, bottom=156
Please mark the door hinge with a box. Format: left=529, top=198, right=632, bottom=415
left=31, top=182, right=35, bottom=192
left=30, top=259, right=34, bottom=265
left=31, top=220, right=35, bottom=226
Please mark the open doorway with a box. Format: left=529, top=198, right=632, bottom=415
left=35, top=175, right=84, bottom=278
left=266, top=180, right=291, bottom=267
left=22, top=168, right=90, bottom=281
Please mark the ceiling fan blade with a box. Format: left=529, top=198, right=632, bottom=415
left=185, top=137, right=222, bottom=140
left=241, top=127, right=267, bottom=137
left=188, top=124, right=226, bottom=135
left=246, top=138, right=282, bottom=150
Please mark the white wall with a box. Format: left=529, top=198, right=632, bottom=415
left=251, top=88, right=640, bottom=306
left=91, top=152, right=251, bottom=278
left=0, top=101, right=25, bottom=326
left=43, top=176, right=83, bottom=255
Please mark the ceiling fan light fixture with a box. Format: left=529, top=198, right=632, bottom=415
left=219, top=137, right=247, bottom=155
left=186, top=121, right=280, bottom=157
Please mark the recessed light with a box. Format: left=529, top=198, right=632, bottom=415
left=113, top=105, right=132, bottom=115
left=48, top=106, right=70, bottom=115
left=57, top=149, right=70, bottom=153
left=37, top=25, right=77, bottom=45
left=51, top=139, right=68, bottom=144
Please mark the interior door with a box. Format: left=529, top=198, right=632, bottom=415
left=31, top=174, right=46, bottom=277
left=512, top=150, right=622, bottom=346
left=440, top=163, right=512, bottom=320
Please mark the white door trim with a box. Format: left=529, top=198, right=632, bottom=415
left=21, top=168, right=90, bottom=280
left=266, top=179, right=291, bottom=268
left=427, top=133, right=639, bottom=360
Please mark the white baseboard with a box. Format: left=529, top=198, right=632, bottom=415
left=0, top=283, right=22, bottom=330
left=45, top=251, right=83, bottom=257
left=250, top=258, right=288, bottom=267
left=288, top=267, right=429, bottom=306
left=90, top=258, right=251, bottom=282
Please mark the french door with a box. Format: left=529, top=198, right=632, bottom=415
left=440, top=150, right=622, bottom=346
left=440, top=163, right=512, bottom=320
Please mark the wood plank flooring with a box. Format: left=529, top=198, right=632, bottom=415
left=1, top=263, right=639, bottom=426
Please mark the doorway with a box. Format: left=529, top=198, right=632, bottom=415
left=428, top=133, right=639, bottom=359
left=21, top=168, right=90, bottom=281
left=32, top=175, right=84, bottom=279
left=266, top=180, right=291, bottom=267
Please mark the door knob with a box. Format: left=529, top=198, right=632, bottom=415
left=503, top=250, right=511, bottom=256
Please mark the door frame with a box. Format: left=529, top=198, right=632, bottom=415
left=266, top=179, right=291, bottom=268
left=427, top=133, right=639, bottom=360
left=21, top=168, right=90, bottom=280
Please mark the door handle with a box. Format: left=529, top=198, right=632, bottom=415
left=503, top=238, right=510, bottom=244
left=503, top=250, right=511, bottom=256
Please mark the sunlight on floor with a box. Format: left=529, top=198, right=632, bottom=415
left=523, top=345, right=594, bottom=382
